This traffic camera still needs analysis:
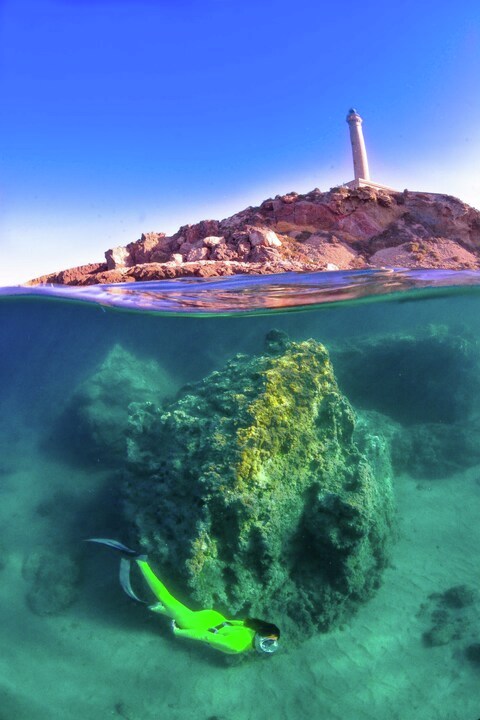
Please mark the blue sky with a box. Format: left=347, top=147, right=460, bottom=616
left=1, top=0, right=479, bottom=284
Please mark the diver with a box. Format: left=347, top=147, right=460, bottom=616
left=86, top=539, right=280, bottom=656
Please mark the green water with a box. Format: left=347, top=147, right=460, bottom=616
left=1, top=291, right=480, bottom=720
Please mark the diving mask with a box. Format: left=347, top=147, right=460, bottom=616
left=254, top=634, right=279, bottom=654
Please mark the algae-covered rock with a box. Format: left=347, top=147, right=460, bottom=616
left=332, top=325, right=480, bottom=478
left=64, top=344, right=174, bottom=465
left=332, top=325, right=480, bottom=426
left=125, top=333, right=394, bottom=637
left=394, top=422, right=480, bottom=478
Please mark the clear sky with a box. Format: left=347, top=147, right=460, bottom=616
left=1, top=0, right=479, bottom=285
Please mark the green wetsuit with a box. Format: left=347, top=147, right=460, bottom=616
left=137, top=559, right=256, bottom=655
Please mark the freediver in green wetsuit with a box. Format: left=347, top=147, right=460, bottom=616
left=87, top=539, right=280, bottom=656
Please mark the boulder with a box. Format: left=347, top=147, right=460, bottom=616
left=124, top=333, right=395, bottom=638
left=249, top=245, right=281, bottom=262
left=105, top=233, right=171, bottom=269
left=105, top=246, right=131, bottom=270
left=236, top=238, right=252, bottom=260
left=332, top=326, right=480, bottom=426
left=62, top=345, right=174, bottom=466
left=178, top=220, right=220, bottom=245
left=130, top=232, right=169, bottom=264
left=393, top=422, right=480, bottom=478
left=186, top=246, right=210, bottom=262
left=332, top=326, right=480, bottom=477
left=293, top=200, right=338, bottom=228
left=248, top=227, right=282, bottom=247
left=202, top=236, right=224, bottom=248
left=210, top=243, right=241, bottom=261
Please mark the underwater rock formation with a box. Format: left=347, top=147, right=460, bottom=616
left=332, top=325, right=480, bottom=426
left=352, top=409, right=480, bottom=480
left=332, top=325, right=480, bottom=478
left=419, top=585, right=478, bottom=651
left=124, top=332, right=395, bottom=638
left=394, top=422, right=480, bottom=479
left=63, top=345, right=174, bottom=466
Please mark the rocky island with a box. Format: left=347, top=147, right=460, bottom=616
left=27, top=184, right=480, bottom=286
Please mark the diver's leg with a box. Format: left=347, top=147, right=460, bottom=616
left=136, top=561, right=226, bottom=628
left=135, top=559, right=197, bottom=626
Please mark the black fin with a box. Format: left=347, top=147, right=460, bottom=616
left=85, top=538, right=149, bottom=604
left=84, top=538, right=139, bottom=557
left=119, top=558, right=148, bottom=604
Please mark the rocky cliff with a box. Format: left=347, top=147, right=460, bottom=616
left=28, top=185, right=480, bottom=285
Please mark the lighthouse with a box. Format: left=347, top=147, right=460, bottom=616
left=343, top=109, right=394, bottom=191
left=346, top=108, right=369, bottom=181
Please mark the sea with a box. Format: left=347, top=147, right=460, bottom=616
left=0, top=268, right=479, bottom=720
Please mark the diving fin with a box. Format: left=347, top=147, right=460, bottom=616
left=85, top=537, right=149, bottom=604
left=84, top=538, right=140, bottom=556
left=119, top=557, right=148, bottom=604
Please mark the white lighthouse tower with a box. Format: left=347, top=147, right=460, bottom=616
left=346, top=108, right=369, bottom=181
left=344, top=109, right=394, bottom=191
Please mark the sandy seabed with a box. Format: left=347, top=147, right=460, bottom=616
left=1, top=423, right=479, bottom=720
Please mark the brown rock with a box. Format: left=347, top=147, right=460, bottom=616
left=177, top=242, right=192, bottom=256
left=202, top=235, right=224, bottom=248
left=105, top=246, right=131, bottom=270
left=248, top=227, right=282, bottom=247
left=27, top=262, right=108, bottom=286
left=369, top=238, right=478, bottom=269
left=302, top=237, right=359, bottom=269
left=210, top=243, right=240, bottom=261
left=96, top=268, right=131, bottom=284
left=237, top=239, right=252, bottom=260
left=179, top=219, right=220, bottom=244
left=186, top=246, right=210, bottom=262
left=294, top=201, right=338, bottom=228
left=250, top=245, right=281, bottom=262
left=130, top=232, right=169, bottom=264
left=26, top=186, right=480, bottom=285
left=280, top=192, right=299, bottom=204
left=335, top=211, right=386, bottom=240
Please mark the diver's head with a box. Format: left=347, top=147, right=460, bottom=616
left=254, top=633, right=280, bottom=654
left=244, top=618, right=280, bottom=655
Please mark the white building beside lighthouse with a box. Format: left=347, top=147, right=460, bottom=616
left=344, top=108, right=394, bottom=191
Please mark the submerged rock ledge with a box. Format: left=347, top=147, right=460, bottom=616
left=27, top=186, right=480, bottom=285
